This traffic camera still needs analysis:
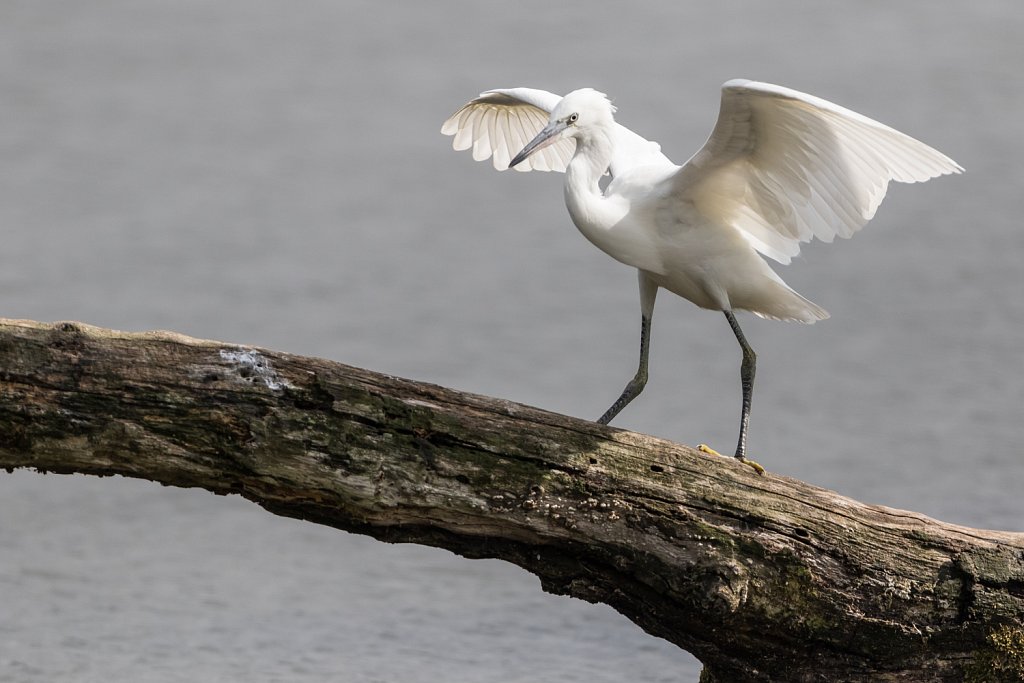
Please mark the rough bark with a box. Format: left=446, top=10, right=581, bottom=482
left=1, top=318, right=1022, bottom=682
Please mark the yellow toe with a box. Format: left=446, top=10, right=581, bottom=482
left=698, top=444, right=766, bottom=476
left=737, top=457, right=766, bottom=476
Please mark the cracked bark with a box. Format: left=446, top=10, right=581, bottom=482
left=1, top=318, right=1022, bottom=682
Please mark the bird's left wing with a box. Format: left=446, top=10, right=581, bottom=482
left=441, top=88, right=575, bottom=172
left=671, top=80, right=963, bottom=265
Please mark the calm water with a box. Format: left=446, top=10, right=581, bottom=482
left=1, top=2, right=1022, bottom=681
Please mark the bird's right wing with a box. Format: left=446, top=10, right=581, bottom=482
left=441, top=88, right=575, bottom=172
left=670, top=80, right=962, bottom=265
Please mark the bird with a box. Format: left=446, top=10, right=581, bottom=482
left=441, top=79, right=961, bottom=473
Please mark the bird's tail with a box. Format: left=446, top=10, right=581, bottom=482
left=741, top=278, right=830, bottom=323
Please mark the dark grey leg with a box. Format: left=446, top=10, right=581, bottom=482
left=597, top=273, right=658, bottom=426
left=724, top=310, right=756, bottom=462
left=597, top=313, right=651, bottom=425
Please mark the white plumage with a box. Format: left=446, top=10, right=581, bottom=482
left=442, top=89, right=575, bottom=172
left=442, top=80, right=961, bottom=467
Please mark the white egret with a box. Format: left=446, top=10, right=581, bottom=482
left=441, top=80, right=961, bottom=471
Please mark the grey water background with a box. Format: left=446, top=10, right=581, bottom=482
left=1, top=2, right=1022, bottom=681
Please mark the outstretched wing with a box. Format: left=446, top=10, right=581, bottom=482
left=672, top=79, right=963, bottom=264
left=441, top=88, right=574, bottom=172
left=442, top=87, right=674, bottom=176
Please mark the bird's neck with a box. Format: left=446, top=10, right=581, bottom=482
left=564, top=128, right=620, bottom=233
left=563, top=127, right=658, bottom=272
left=567, top=128, right=613, bottom=194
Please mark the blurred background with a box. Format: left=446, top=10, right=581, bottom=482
left=1, top=2, right=1021, bottom=681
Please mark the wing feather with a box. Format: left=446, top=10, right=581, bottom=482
left=441, top=88, right=576, bottom=172
left=443, top=87, right=674, bottom=176
left=673, top=79, right=963, bottom=264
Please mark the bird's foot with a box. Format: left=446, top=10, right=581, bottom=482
left=735, top=455, right=766, bottom=476
left=698, top=444, right=765, bottom=476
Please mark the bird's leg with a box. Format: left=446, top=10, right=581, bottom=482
left=597, top=313, right=651, bottom=425
left=725, top=311, right=765, bottom=475
left=597, top=273, right=658, bottom=426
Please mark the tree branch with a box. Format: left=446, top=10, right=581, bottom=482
left=1, top=318, right=1022, bottom=682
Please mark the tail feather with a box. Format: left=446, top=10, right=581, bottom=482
left=740, top=279, right=829, bottom=323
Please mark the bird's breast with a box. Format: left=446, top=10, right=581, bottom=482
left=564, top=187, right=667, bottom=276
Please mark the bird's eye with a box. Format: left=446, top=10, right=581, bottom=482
left=568, top=113, right=579, bottom=123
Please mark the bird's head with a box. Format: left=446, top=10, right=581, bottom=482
left=509, top=88, right=615, bottom=168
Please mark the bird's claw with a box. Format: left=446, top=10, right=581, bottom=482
left=736, top=456, right=766, bottom=476
left=698, top=444, right=766, bottom=476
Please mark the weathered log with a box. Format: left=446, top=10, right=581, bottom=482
left=1, top=318, right=1022, bottom=682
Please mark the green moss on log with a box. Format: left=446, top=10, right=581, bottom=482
left=966, top=625, right=1024, bottom=683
